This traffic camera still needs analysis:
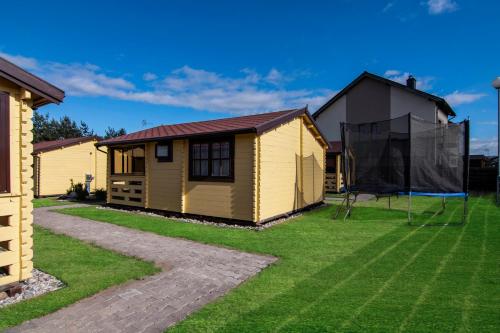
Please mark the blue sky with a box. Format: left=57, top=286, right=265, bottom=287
left=0, top=0, right=498, bottom=154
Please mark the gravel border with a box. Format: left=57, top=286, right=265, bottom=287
left=95, top=205, right=326, bottom=231
left=0, top=269, right=64, bottom=308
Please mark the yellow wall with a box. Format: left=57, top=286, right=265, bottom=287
left=106, top=116, right=325, bottom=223
left=302, top=120, right=325, bottom=205
left=258, top=116, right=325, bottom=221
left=34, top=140, right=107, bottom=196
left=184, top=134, right=255, bottom=221
left=0, top=78, right=34, bottom=286
left=145, top=141, right=183, bottom=211
left=258, top=117, right=302, bottom=220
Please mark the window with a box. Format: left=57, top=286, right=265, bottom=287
left=189, top=137, right=234, bottom=181
left=111, top=145, right=145, bottom=175
left=0, top=92, right=9, bottom=193
left=155, top=141, right=173, bottom=162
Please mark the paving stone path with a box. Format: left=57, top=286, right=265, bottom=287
left=8, top=205, right=276, bottom=333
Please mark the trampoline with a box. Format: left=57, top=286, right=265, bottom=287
left=336, top=113, right=470, bottom=225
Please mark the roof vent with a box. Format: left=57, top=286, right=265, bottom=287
left=407, top=75, right=417, bottom=89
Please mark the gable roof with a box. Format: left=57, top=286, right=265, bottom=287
left=0, top=56, right=65, bottom=109
left=33, top=136, right=99, bottom=154
left=97, top=107, right=329, bottom=148
left=312, top=71, right=455, bottom=119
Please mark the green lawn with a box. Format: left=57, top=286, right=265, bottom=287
left=33, top=197, right=73, bottom=208
left=0, top=226, right=159, bottom=330
left=58, top=196, right=500, bottom=332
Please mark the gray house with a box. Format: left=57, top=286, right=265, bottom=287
left=313, top=71, right=456, bottom=192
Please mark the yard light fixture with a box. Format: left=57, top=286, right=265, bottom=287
left=492, top=77, right=500, bottom=206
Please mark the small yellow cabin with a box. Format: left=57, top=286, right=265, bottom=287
left=33, top=137, right=107, bottom=197
left=0, top=57, right=64, bottom=288
left=98, top=108, right=329, bottom=224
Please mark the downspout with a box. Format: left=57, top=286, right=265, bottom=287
left=299, top=116, right=304, bottom=209
left=254, top=135, right=261, bottom=223
left=96, top=146, right=107, bottom=155
left=95, top=145, right=108, bottom=201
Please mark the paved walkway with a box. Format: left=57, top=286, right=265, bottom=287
left=8, top=206, right=276, bottom=333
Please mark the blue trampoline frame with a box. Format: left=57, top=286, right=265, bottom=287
left=402, top=191, right=468, bottom=226
left=334, top=191, right=469, bottom=226
left=399, top=192, right=468, bottom=198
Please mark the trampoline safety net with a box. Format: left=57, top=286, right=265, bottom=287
left=341, top=114, right=470, bottom=194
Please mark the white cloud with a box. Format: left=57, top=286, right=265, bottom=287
left=39, top=62, right=135, bottom=97
left=470, top=137, right=498, bottom=155
left=384, top=70, right=434, bottom=90
left=444, top=91, right=486, bottom=106
left=0, top=51, right=39, bottom=70
left=382, top=2, right=395, bottom=13
left=1, top=51, right=331, bottom=115
left=265, top=68, right=288, bottom=85
left=142, top=72, right=158, bottom=81
left=477, top=120, right=498, bottom=126
left=425, top=0, right=458, bottom=15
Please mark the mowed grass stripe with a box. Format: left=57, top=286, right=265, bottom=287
left=339, top=203, right=461, bottom=330
left=459, top=202, right=489, bottom=333
left=402, top=197, right=494, bottom=333
left=298, top=201, right=465, bottom=332
left=272, top=199, right=446, bottom=332
left=344, top=199, right=480, bottom=332
left=397, top=197, right=481, bottom=332
left=466, top=199, right=500, bottom=331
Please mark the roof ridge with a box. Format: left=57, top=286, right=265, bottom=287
left=157, top=108, right=298, bottom=128
left=312, top=71, right=455, bottom=119
left=107, top=108, right=301, bottom=143
left=97, top=108, right=311, bottom=146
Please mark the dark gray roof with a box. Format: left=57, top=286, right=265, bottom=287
left=313, top=71, right=455, bottom=119
left=0, top=56, right=65, bottom=109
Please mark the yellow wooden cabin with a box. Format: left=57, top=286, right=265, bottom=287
left=0, top=57, right=64, bottom=287
left=98, top=108, right=329, bottom=223
left=33, top=137, right=107, bottom=197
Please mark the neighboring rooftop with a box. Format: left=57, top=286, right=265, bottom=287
left=313, top=71, right=456, bottom=119
left=0, top=56, right=65, bottom=109
left=327, top=141, right=342, bottom=154
left=34, top=136, right=99, bottom=154
left=98, top=107, right=329, bottom=147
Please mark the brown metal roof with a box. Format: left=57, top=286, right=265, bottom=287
left=98, top=107, right=330, bottom=147
left=327, top=141, right=342, bottom=153
left=33, top=136, right=99, bottom=154
left=0, top=56, right=65, bottom=109
left=313, top=71, right=455, bottom=119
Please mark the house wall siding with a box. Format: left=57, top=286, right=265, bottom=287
left=347, top=77, right=391, bottom=124
left=258, top=116, right=325, bottom=221
left=184, top=134, right=255, bottom=221
left=314, top=95, right=346, bottom=142
left=0, top=78, right=34, bottom=286
left=35, top=140, right=107, bottom=196
left=302, top=121, right=326, bottom=205
left=146, top=141, right=183, bottom=212
left=390, top=86, right=437, bottom=122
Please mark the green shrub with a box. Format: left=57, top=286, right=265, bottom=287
left=73, top=183, right=87, bottom=201
left=94, top=188, right=107, bottom=201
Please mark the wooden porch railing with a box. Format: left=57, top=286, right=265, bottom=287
left=109, top=175, right=145, bottom=207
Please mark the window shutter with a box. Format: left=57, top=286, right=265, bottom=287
left=0, top=91, right=10, bottom=193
